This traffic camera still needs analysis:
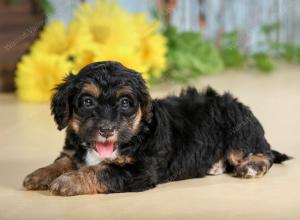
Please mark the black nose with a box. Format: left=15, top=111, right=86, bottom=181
left=99, top=126, right=115, bottom=138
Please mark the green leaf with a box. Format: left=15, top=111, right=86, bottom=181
left=220, top=31, right=247, bottom=68
left=163, top=26, right=224, bottom=81
left=39, top=0, right=55, bottom=15
left=252, top=53, right=274, bottom=73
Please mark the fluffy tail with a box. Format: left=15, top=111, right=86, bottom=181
left=271, top=150, right=293, bottom=163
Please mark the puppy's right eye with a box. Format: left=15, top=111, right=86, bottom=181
left=82, top=97, right=95, bottom=108
left=120, top=97, right=130, bottom=109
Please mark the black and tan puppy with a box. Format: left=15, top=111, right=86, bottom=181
left=23, top=61, right=291, bottom=196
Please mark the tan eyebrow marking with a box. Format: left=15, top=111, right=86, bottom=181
left=132, top=106, right=142, bottom=132
left=116, top=86, right=133, bottom=97
left=82, top=82, right=101, bottom=97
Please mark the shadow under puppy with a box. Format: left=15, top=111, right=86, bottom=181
left=23, top=61, right=291, bottom=196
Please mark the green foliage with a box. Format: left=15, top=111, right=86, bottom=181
left=278, top=43, right=300, bottom=62
left=38, top=0, right=55, bottom=15
left=252, top=53, right=274, bottom=73
left=260, top=22, right=281, bottom=56
left=152, top=4, right=300, bottom=80
left=149, top=4, right=160, bottom=20
left=163, top=26, right=224, bottom=81
left=219, top=28, right=276, bottom=73
left=260, top=22, right=300, bottom=63
left=220, top=31, right=247, bottom=68
left=297, top=48, right=300, bottom=62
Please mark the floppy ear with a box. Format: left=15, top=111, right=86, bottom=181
left=51, top=74, right=76, bottom=130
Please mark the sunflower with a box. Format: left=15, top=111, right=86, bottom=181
left=16, top=52, right=72, bottom=102
left=71, top=0, right=150, bottom=75
left=133, top=14, right=167, bottom=77
left=30, top=21, right=68, bottom=55
left=74, top=0, right=140, bottom=50
left=15, top=0, right=168, bottom=102
left=31, top=21, right=95, bottom=56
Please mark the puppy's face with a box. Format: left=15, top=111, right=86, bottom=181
left=51, top=62, right=152, bottom=158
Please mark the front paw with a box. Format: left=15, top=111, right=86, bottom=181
left=49, top=168, right=103, bottom=196
left=23, top=167, right=61, bottom=190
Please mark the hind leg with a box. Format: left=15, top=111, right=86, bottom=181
left=227, top=151, right=272, bottom=178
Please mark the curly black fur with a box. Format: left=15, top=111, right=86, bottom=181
left=24, top=61, right=291, bottom=195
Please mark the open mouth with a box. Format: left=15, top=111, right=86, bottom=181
left=95, top=141, right=117, bottom=158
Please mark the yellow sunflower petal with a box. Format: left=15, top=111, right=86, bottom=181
left=31, top=21, right=68, bottom=55
left=16, top=52, right=72, bottom=102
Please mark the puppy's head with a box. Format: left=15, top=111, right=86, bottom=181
left=51, top=61, right=152, bottom=158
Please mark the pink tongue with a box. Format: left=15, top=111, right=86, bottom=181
left=96, top=142, right=114, bottom=158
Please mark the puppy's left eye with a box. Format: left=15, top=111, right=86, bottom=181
left=120, top=97, right=130, bottom=109
left=83, top=97, right=95, bottom=108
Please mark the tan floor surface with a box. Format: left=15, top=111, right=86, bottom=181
left=0, top=65, right=299, bottom=220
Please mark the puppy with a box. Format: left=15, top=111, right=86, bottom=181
left=23, top=61, right=291, bottom=196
